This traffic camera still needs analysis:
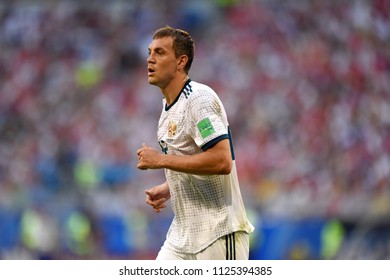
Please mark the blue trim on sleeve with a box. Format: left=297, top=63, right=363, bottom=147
left=201, top=134, right=229, bottom=151
left=228, top=126, right=235, bottom=160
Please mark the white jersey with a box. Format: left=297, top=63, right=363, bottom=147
left=157, top=79, right=254, bottom=254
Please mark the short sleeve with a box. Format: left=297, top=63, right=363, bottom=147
left=189, top=89, right=229, bottom=150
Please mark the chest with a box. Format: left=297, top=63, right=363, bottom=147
left=157, top=100, right=198, bottom=155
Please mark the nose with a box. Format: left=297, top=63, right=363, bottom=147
left=147, top=53, right=155, bottom=64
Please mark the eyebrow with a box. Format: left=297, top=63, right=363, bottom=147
left=148, top=46, right=166, bottom=54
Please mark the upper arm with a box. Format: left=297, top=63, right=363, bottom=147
left=189, top=90, right=229, bottom=150
left=202, top=138, right=232, bottom=174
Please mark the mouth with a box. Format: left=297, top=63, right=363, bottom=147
left=147, top=67, right=155, bottom=76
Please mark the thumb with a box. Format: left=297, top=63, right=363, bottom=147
left=145, top=189, right=154, bottom=198
left=142, top=143, right=149, bottom=149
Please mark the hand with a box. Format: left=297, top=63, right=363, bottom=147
left=137, top=143, right=162, bottom=170
left=145, top=182, right=171, bottom=213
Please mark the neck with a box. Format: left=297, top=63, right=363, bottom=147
left=161, top=74, right=189, bottom=105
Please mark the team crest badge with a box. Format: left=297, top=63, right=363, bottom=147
left=168, top=120, right=177, bottom=137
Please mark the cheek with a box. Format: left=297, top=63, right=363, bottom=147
left=160, top=56, right=178, bottom=69
left=160, top=61, right=177, bottom=76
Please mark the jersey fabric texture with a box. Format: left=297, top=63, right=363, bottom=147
left=157, top=79, right=254, bottom=254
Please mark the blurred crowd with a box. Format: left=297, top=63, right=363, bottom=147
left=0, top=0, right=389, bottom=259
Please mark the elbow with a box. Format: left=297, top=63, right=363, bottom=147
left=218, top=160, right=232, bottom=175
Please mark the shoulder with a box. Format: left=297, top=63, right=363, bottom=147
left=187, top=80, right=219, bottom=104
left=189, top=80, right=216, bottom=96
left=186, top=81, right=226, bottom=118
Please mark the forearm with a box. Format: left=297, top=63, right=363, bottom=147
left=158, top=140, right=232, bottom=175
left=137, top=139, right=232, bottom=175
left=158, top=153, right=226, bottom=175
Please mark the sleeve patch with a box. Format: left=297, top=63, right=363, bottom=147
left=197, top=117, right=215, bottom=139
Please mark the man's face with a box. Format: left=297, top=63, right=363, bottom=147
left=147, top=36, right=178, bottom=88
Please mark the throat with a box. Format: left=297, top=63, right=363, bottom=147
left=162, top=76, right=190, bottom=106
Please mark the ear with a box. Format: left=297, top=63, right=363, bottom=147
left=177, top=55, right=188, bottom=71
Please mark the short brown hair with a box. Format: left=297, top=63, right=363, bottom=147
left=153, top=26, right=194, bottom=73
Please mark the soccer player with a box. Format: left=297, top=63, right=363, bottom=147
left=137, top=26, right=254, bottom=260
